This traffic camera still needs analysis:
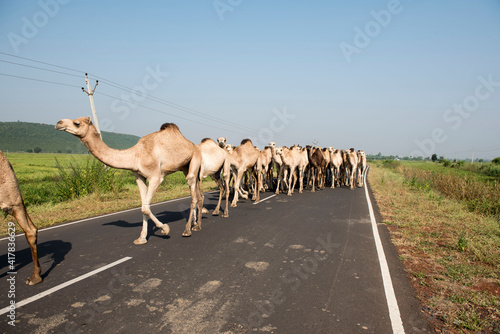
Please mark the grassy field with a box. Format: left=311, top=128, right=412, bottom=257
left=1, top=153, right=217, bottom=235
left=368, top=160, right=500, bottom=333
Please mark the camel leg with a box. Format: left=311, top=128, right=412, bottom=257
left=13, top=207, right=42, bottom=285
left=183, top=152, right=203, bottom=236
left=275, top=165, right=283, bottom=194
left=230, top=169, right=245, bottom=207
left=311, top=168, right=316, bottom=192
left=287, top=167, right=295, bottom=196
left=133, top=174, right=169, bottom=245
left=222, top=163, right=230, bottom=217
left=211, top=172, right=224, bottom=216
left=299, top=168, right=305, bottom=193
left=252, top=168, right=261, bottom=202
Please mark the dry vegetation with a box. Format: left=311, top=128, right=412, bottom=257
left=368, top=161, right=500, bottom=333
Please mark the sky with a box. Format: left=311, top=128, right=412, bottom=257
left=0, top=0, right=499, bottom=160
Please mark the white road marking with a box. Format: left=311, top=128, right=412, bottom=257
left=0, top=256, right=132, bottom=316
left=363, top=166, right=405, bottom=334
left=253, top=194, right=277, bottom=205
left=0, top=191, right=219, bottom=241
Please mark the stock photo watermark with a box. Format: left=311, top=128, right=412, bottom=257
left=411, top=74, right=500, bottom=158
left=213, top=0, right=244, bottom=21
left=62, top=266, right=134, bottom=333
left=236, top=233, right=337, bottom=329
left=100, top=64, right=169, bottom=132
left=248, top=107, right=295, bottom=148
left=7, top=0, right=71, bottom=54
left=339, top=0, right=404, bottom=63
left=6, top=222, right=17, bottom=327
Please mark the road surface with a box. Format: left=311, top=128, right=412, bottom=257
left=0, top=172, right=431, bottom=333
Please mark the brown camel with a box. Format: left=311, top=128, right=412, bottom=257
left=0, top=150, right=42, bottom=285
left=56, top=116, right=203, bottom=242
left=197, top=138, right=230, bottom=217
left=306, top=146, right=326, bottom=192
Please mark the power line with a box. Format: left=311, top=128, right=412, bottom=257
left=0, top=59, right=82, bottom=78
left=0, top=51, right=83, bottom=74
left=0, top=73, right=81, bottom=88
left=0, top=52, right=307, bottom=144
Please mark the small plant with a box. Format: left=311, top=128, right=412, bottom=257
left=457, top=235, right=468, bottom=252
left=54, top=157, right=123, bottom=201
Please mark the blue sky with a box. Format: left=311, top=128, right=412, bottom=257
left=1, top=0, right=499, bottom=159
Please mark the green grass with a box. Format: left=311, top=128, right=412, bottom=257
left=368, top=162, right=500, bottom=333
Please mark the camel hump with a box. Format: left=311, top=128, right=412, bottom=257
left=201, top=138, right=213, bottom=143
left=240, top=138, right=253, bottom=145
left=159, top=123, right=180, bottom=132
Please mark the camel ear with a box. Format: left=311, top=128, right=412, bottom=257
left=85, top=116, right=91, bottom=124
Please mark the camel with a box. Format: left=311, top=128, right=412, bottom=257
left=306, top=146, right=326, bottom=192
left=328, top=147, right=343, bottom=188
left=269, top=142, right=285, bottom=194
left=0, top=151, right=42, bottom=285
left=356, top=150, right=367, bottom=187
left=227, top=139, right=261, bottom=206
left=257, top=147, right=273, bottom=191
left=345, top=148, right=359, bottom=190
left=56, top=116, right=203, bottom=242
left=275, top=146, right=302, bottom=196
left=321, top=148, right=331, bottom=187
left=197, top=138, right=230, bottom=217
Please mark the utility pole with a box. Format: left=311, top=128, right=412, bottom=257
left=471, top=150, right=474, bottom=165
left=82, top=73, right=101, bottom=137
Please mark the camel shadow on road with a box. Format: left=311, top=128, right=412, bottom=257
left=0, top=239, right=72, bottom=281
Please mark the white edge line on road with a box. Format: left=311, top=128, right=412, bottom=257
left=0, top=256, right=132, bottom=316
left=364, top=166, right=406, bottom=334
left=0, top=191, right=220, bottom=242
left=253, top=194, right=277, bottom=205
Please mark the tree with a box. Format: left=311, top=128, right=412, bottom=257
left=431, top=153, right=438, bottom=162
left=492, top=157, right=500, bottom=164
left=34, top=147, right=42, bottom=153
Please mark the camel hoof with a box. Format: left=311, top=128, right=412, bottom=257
left=133, top=237, right=147, bottom=245
left=212, top=209, right=220, bottom=216
left=26, top=276, right=42, bottom=285
left=160, top=224, right=170, bottom=235
left=192, top=225, right=201, bottom=232
left=182, top=231, right=192, bottom=237
left=241, top=195, right=248, bottom=200
left=222, top=212, right=229, bottom=218
left=230, top=203, right=237, bottom=208
left=202, top=207, right=209, bottom=214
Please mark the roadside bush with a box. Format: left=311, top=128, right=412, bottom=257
left=54, top=157, right=124, bottom=201
left=382, top=159, right=402, bottom=170
left=492, top=157, right=500, bottom=164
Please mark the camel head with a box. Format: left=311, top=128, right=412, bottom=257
left=217, top=137, right=227, bottom=148
left=225, top=144, right=233, bottom=154
left=275, top=147, right=284, bottom=156
left=55, top=116, right=92, bottom=138
left=268, top=142, right=276, bottom=148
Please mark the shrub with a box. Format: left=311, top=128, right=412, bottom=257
left=54, top=157, right=124, bottom=201
left=492, top=157, right=500, bottom=165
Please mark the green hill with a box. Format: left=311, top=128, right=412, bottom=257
left=0, top=121, right=140, bottom=154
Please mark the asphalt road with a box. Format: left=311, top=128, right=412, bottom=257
left=0, top=173, right=432, bottom=333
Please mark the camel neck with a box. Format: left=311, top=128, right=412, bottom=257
left=80, top=127, right=137, bottom=170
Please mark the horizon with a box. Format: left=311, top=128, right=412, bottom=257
left=1, top=1, right=499, bottom=160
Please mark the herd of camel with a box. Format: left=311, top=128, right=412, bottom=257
left=0, top=116, right=367, bottom=286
